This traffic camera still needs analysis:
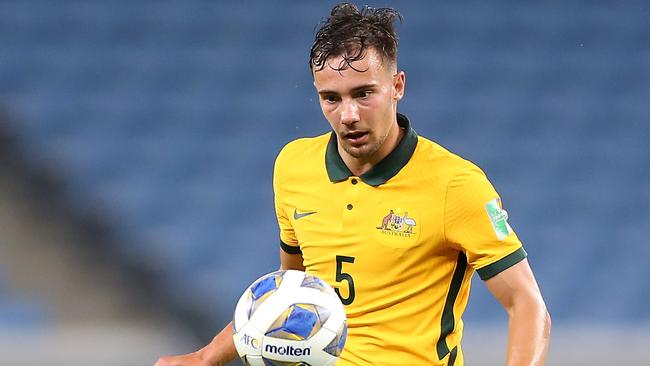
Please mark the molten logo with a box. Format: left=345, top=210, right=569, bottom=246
left=264, top=344, right=311, bottom=356
left=240, top=334, right=259, bottom=349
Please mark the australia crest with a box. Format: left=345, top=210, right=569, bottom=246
left=376, top=209, right=417, bottom=237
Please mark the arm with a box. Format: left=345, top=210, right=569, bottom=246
left=484, top=258, right=551, bottom=366
left=154, top=251, right=304, bottom=366
left=154, top=323, right=237, bottom=366
left=280, top=249, right=305, bottom=271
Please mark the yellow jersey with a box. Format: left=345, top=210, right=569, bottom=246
left=273, top=114, right=526, bottom=366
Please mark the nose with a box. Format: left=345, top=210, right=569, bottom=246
left=340, top=100, right=359, bottom=126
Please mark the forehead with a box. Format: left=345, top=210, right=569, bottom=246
left=313, top=49, right=391, bottom=91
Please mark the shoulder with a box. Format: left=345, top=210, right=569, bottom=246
left=410, top=135, right=485, bottom=182
left=414, top=137, right=499, bottom=207
left=274, top=132, right=331, bottom=178
left=276, top=133, right=330, bottom=160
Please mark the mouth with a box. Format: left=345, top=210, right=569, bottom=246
left=343, top=131, right=369, bottom=146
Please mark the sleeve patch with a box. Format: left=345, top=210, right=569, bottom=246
left=485, top=198, right=514, bottom=240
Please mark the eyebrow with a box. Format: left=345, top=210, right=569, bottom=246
left=317, top=83, right=378, bottom=95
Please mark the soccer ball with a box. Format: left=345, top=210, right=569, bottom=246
left=232, top=270, right=347, bottom=366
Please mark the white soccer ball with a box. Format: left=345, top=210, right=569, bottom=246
left=232, top=270, right=347, bottom=366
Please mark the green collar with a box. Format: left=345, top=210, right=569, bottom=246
left=325, top=113, right=418, bottom=187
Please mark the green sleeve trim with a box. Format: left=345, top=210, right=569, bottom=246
left=280, top=240, right=302, bottom=255
left=477, top=247, right=527, bottom=280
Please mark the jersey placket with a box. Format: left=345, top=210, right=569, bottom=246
left=341, top=177, right=362, bottom=231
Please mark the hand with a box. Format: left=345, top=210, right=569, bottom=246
left=154, top=351, right=214, bottom=366
left=155, top=323, right=237, bottom=366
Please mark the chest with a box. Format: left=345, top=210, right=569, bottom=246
left=285, top=177, right=449, bottom=274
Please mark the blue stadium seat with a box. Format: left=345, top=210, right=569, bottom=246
left=2, top=0, right=649, bottom=326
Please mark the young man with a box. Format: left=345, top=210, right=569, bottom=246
left=156, top=3, right=551, bottom=366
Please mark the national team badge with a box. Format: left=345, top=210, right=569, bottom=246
left=376, top=209, right=417, bottom=237
left=485, top=198, right=513, bottom=240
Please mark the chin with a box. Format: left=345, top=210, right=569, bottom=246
left=344, top=144, right=380, bottom=159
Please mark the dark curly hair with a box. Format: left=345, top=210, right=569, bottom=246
left=310, top=3, right=402, bottom=72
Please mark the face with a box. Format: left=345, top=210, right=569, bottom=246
left=313, top=48, right=405, bottom=164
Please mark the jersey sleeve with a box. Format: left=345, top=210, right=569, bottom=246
left=273, top=148, right=301, bottom=254
left=443, top=163, right=526, bottom=280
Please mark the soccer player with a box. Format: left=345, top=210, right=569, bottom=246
left=155, top=3, right=551, bottom=366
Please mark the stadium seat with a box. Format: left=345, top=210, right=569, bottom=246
left=2, top=0, right=649, bottom=327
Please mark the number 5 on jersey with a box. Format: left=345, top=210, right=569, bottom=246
left=335, top=255, right=356, bottom=305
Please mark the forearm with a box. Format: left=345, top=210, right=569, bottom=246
left=506, top=300, right=551, bottom=366
left=198, top=322, right=238, bottom=366
left=189, top=252, right=302, bottom=366
left=198, top=250, right=303, bottom=366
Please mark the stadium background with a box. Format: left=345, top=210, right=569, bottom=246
left=1, top=0, right=648, bottom=365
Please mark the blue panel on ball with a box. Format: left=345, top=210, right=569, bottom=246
left=301, top=275, right=328, bottom=292
left=251, top=275, right=279, bottom=300
left=314, top=305, right=331, bottom=324
left=324, top=322, right=347, bottom=357
left=283, top=305, right=318, bottom=340
left=337, top=323, right=347, bottom=352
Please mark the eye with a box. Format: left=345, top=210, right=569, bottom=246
left=356, top=90, right=372, bottom=99
left=322, top=94, right=340, bottom=104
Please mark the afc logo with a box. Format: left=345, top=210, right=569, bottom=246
left=240, top=334, right=260, bottom=349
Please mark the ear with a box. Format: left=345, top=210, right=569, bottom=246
left=393, top=71, right=406, bottom=101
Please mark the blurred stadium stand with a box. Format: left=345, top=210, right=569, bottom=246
left=1, top=0, right=649, bottom=364
left=0, top=121, right=196, bottom=365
